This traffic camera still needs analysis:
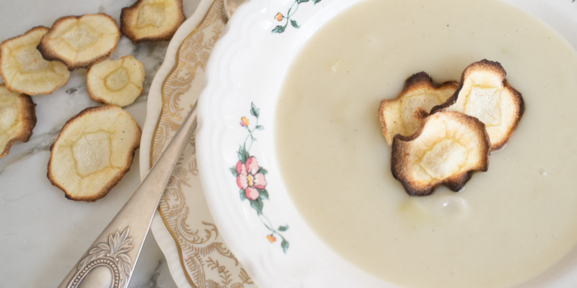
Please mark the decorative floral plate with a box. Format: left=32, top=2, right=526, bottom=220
left=142, top=0, right=577, bottom=287
left=195, top=0, right=577, bottom=287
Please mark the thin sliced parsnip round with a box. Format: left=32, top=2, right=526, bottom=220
left=0, top=27, right=70, bottom=95
left=48, top=105, right=141, bottom=201
left=38, top=14, right=121, bottom=70
left=379, top=72, right=459, bottom=145
left=87, top=55, right=145, bottom=107
left=431, top=59, right=524, bottom=150
left=391, top=111, right=491, bottom=196
left=121, top=0, right=186, bottom=44
left=0, top=84, right=36, bottom=159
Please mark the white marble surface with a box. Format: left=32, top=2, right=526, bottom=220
left=0, top=0, right=199, bottom=287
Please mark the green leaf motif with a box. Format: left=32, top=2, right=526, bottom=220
left=272, top=25, right=286, bottom=33
left=272, top=0, right=319, bottom=34
left=281, top=239, right=289, bottom=253
left=238, top=145, right=250, bottom=163
left=255, top=125, right=265, bottom=130
left=240, top=189, right=247, bottom=201
left=258, top=167, right=268, bottom=175
left=250, top=103, right=260, bottom=118
left=278, top=225, right=289, bottom=232
left=290, top=20, right=300, bottom=28
left=250, top=198, right=264, bottom=215
left=230, top=167, right=239, bottom=177
left=258, top=189, right=269, bottom=200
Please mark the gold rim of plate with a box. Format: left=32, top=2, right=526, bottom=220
left=148, top=0, right=256, bottom=287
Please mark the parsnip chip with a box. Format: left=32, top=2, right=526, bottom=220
left=379, top=72, right=459, bottom=145
left=431, top=60, right=524, bottom=150
left=48, top=105, right=141, bottom=201
left=0, top=27, right=70, bottom=95
left=120, top=0, right=186, bottom=44
left=87, top=55, right=145, bottom=107
left=0, top=84, right=36, bottom=159
left=38, top=14, right=121, bottom=70
left=391, top=111, right=491, bottom=196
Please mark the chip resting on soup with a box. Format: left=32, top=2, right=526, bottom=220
left=379, top=72, right=459, bottom=145
left=431, top=59, right=524, bottom=151
left=391, top=111, right=491, bottom=196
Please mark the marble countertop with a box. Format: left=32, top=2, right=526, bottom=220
left=0, top=0, right=200, bottom=287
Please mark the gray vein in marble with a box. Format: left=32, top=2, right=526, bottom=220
left=128, top=255, right=178, bottom=288
left=138, top=260, right=163, bottom=288
left=2, top=190, right=40, bottom=202
left=0, top=128, right=59, bottom=175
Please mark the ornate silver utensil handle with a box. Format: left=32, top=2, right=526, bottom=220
left=58, top=103, right=198, bottom=288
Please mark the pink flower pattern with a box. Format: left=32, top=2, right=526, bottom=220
left=236, top=157, right=267, bottom=200
left=231, top=103, right=289, bottom=253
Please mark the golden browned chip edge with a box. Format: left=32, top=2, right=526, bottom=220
left=0, top=85, right=37, bottom=159
left=47, top=105, right=141, bottom=202
left=0, top=26, right=50, bottom=89
left=120, top=0, right=186, bottom=44
left=86, top=56, right=145, bottom=106
left=0, top=26, right=70, bottom=95
left=430, top=59, right=525, bottom=151
left=391, top=112, right=491, bottom=196
left=37, top=14, right=120, bottom=71
left=378, top=72, right=459, bottom=144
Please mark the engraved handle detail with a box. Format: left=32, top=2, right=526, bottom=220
left=67, top=228, right=133, bottom=288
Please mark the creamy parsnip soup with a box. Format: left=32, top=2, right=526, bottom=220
left=275, top=0, right=577, bottom=287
